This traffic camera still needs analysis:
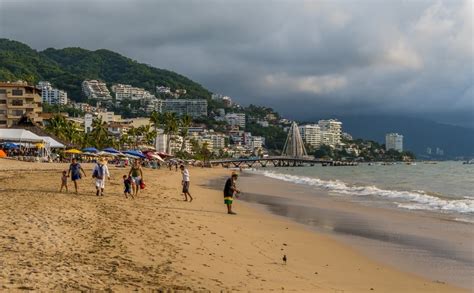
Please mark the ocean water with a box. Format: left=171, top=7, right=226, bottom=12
left=250, top=161, right=474, bottom=219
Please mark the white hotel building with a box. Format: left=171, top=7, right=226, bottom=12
left=111, top=84, right=155, bottom=101
left=385, top=133, right=403, bottom=152
left=37, top=81, right=68, bottom=105
left=299, top=119, right=343, bottom=148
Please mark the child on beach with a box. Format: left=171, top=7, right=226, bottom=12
left=60, top=170, right=68, bottom=192
left=123, top=175, right=133, bottom=199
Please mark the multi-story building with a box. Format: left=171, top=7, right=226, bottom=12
left=249, top=136, right=264, bottom=150
left=385, top=133, right=403, bottom=152
left=0, top=81, right=43, bottom=128
left=299, top=124, right=321, bottom=147
left=210, top=134, right=226, bottom=149
left=156, top=86, right=171, bottom=94
left=37, top=81, right=68, bottom=105
left=157, top=99, right=208, bottom=118
left=111, top=84, right=155, bottom=101
left=225, top=113, right=246, bottom=129
left=318, top=119, right=342, bottom=146
left=82, top=80, right=112, bottom=100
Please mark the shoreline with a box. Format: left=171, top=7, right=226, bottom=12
left=0, top=159, right=466, bottom=291
left=224, top=170, right=473, bottom=289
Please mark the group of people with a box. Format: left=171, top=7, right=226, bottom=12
left=62, top=158, right=144, bottom=198
left=61, top=157, right=242, bottom=214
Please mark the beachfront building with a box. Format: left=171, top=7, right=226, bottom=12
left=0, top=81, right=43, bottom=128
left=111, top=84, right=155, bottom=101
left=37, top=81, right=68, bottom=105
left=299, top=124, right=322, bottom=147
left=156, top=99, right=208, bottom=118
left=82, top=80, right=112, bottom=100
left=385, top=133, right=403, bottom=152
left=84, top=113, right=93, bottom=133
left=318, top=119, right=342, bottom=146
left=225, top=113, right=246, bottom=129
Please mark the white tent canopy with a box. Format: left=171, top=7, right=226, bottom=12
left=0, top=129, right=44, bottom=143
left=39, top=136, right=65, bottom=148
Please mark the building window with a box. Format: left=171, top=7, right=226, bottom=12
left=12, top=100, right=23, bottom=106
left=0, top=120, right=6, bottom=125
left=0, top=89, right=6, bottom=94
left=12, top=89, right=23, bottom=96
left=12, top=110, right=24, bottom=116
left=0, top=110, right=5, bottom=114
left=0, top=100, right=6, bottom=104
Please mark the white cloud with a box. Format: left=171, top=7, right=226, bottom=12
left=263, top=73, right=347, bottom=95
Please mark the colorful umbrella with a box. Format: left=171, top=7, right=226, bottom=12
left=123, top=150, right=146, bottom=159
left=102, top=147, right=120, bottom=154
left=64, top=149, right=82, bottom=154
left=82, top=147, right=99, bottom=153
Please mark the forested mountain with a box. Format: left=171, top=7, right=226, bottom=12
left=0, top=38, right=211, bottom=101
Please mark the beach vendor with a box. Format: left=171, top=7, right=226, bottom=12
left=67, top=157, right=86, bottom=194
left=223, top=172, right=240, bottom=215
left=128, top=160, right=143, bottom=197
left=92, top=158, right=110, bottom=196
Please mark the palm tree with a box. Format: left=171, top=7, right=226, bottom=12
left=90, top=117, right=110, bottom=149
left=179, top=114, right=192, bottom=152
left=163, top=112, right=179, bottom=154
left=149, top=110, right=162, bottom=147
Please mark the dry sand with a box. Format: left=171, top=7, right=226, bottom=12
left=0, top=159, right=465, bottom=292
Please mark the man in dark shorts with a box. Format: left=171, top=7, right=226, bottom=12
left=224, top=172, right=240, bottom=215
left=67, top=158, right=86, bottom=194
left=180, top=165, right=193, bottom=202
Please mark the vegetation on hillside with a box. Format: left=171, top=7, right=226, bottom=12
left=0, top=38, right=211, bottom=101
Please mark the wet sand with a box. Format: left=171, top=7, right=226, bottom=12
left=0, top=159, right=466, bottom=291
left=230, top=172, right=474, bottom=290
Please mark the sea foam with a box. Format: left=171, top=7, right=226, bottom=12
left=254, top=170, right=474, bottom=214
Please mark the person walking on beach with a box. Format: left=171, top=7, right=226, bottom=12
left=92, top=158, right=110, bottom=196
left=128, top=160, right=143, bottom=197
left=60, top=170, right=68, bottom=192
left=224, top=172, right=240, bottom=215
left=180, top=165, right=193, bottom=202
left=67, top=157, right=86, bottom=194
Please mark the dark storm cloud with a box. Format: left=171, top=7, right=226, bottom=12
left=0, top=0, right=472, bottom=125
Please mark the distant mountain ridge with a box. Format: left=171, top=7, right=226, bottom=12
left=333, top=115, right=474, bottom=158
left=0, top=38, right=211, bottom=100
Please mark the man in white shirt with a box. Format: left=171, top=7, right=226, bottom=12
left=93, top=158, right=111, bottom=196
left=180, top=165, right=193, bottom=202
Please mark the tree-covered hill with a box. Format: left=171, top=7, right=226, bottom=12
left=0, top=38, right=211, bottom=101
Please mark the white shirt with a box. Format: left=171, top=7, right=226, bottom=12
left=182, top=169, right=190, bottom=182
left=93, top=163, right=110, bottom=179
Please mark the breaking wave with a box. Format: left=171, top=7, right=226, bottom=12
left=255, top=170, right=474, bottom=214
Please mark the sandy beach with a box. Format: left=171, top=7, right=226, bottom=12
left=0, top=159, right=466, bottom=292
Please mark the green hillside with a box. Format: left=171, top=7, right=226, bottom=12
left=0, top=38, right=211, bottom=101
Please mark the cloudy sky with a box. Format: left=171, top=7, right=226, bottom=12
left=0, top=0, right=472, bottom=126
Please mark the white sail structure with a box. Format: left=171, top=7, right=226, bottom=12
left=282, top=122, right=307, bottom=158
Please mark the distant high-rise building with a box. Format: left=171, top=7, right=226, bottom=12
left=385, top=133, right=403, bottom=152
left=225, top=113, right=246, bottom=129
left=84, top=113, right=93, bottom=133
left=111, top=84, right=155, bottom=101
left=82, top=80, right=112, bottom=100
left=318, top=119, right=342, bottom=146
left=156, top=99, right=207, bottom=118
left=299, top=124, right=321, bottom=147
left=37, top=81, right=68, bottom=105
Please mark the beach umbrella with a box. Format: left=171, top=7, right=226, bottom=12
left=2, top=142, right=19, bottom=149
left=145, top=152, right=165, bottom=162
left=82, top=152, right=98, bottom=157
left=122, top=153, right=142, bottom=159
left=0, top=150, right=7, bottom=158
left=123, top=150, right=146, bottom=159
left=102, top=147, right=120, bottom=154
left=82, top=147, right=99, bottom=153
left=64, top=149, right=82, bottom=154
left=97, top=151, right=117, bottom=157
left=157, top=151, right=173, bottom=158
